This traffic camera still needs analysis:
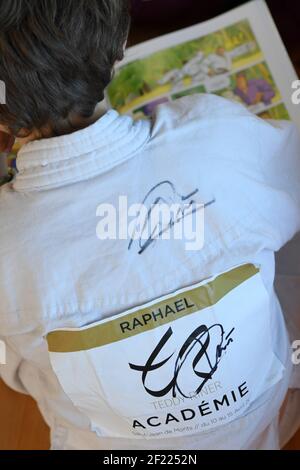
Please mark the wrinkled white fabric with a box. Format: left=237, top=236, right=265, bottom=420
left=0, top=94, right=300, bottom=449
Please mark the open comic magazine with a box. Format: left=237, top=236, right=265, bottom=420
left=1, top=0, right=300, bottom=184
left=106, top=0, right=300, bottom=123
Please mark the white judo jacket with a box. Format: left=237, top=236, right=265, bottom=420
left=1, top=94, right=300, bottom=450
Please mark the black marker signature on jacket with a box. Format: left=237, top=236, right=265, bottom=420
left=128, top=180, right=215, bottom=254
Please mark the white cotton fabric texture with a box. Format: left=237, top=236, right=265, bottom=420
left=0, top=94, right=300, bottom=450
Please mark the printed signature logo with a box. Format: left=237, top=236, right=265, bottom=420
left=129, top=323, right=234, bottom=399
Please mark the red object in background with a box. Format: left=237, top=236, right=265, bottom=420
left=131, top=0, right=197, bottom=23
left=130, top=0, right=246, bottom=24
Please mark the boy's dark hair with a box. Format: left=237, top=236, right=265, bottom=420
left=0, top=0, right=130, bottom=136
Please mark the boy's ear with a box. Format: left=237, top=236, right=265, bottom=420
left=0, top=131, right=15, bottom=153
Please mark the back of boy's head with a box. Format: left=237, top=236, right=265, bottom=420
left=0, top=0, right=130, bottom=136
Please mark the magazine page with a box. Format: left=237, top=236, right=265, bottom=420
left=106, top=0, right=300, bottom=127
left=1, top=0, right=299, bottom=184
